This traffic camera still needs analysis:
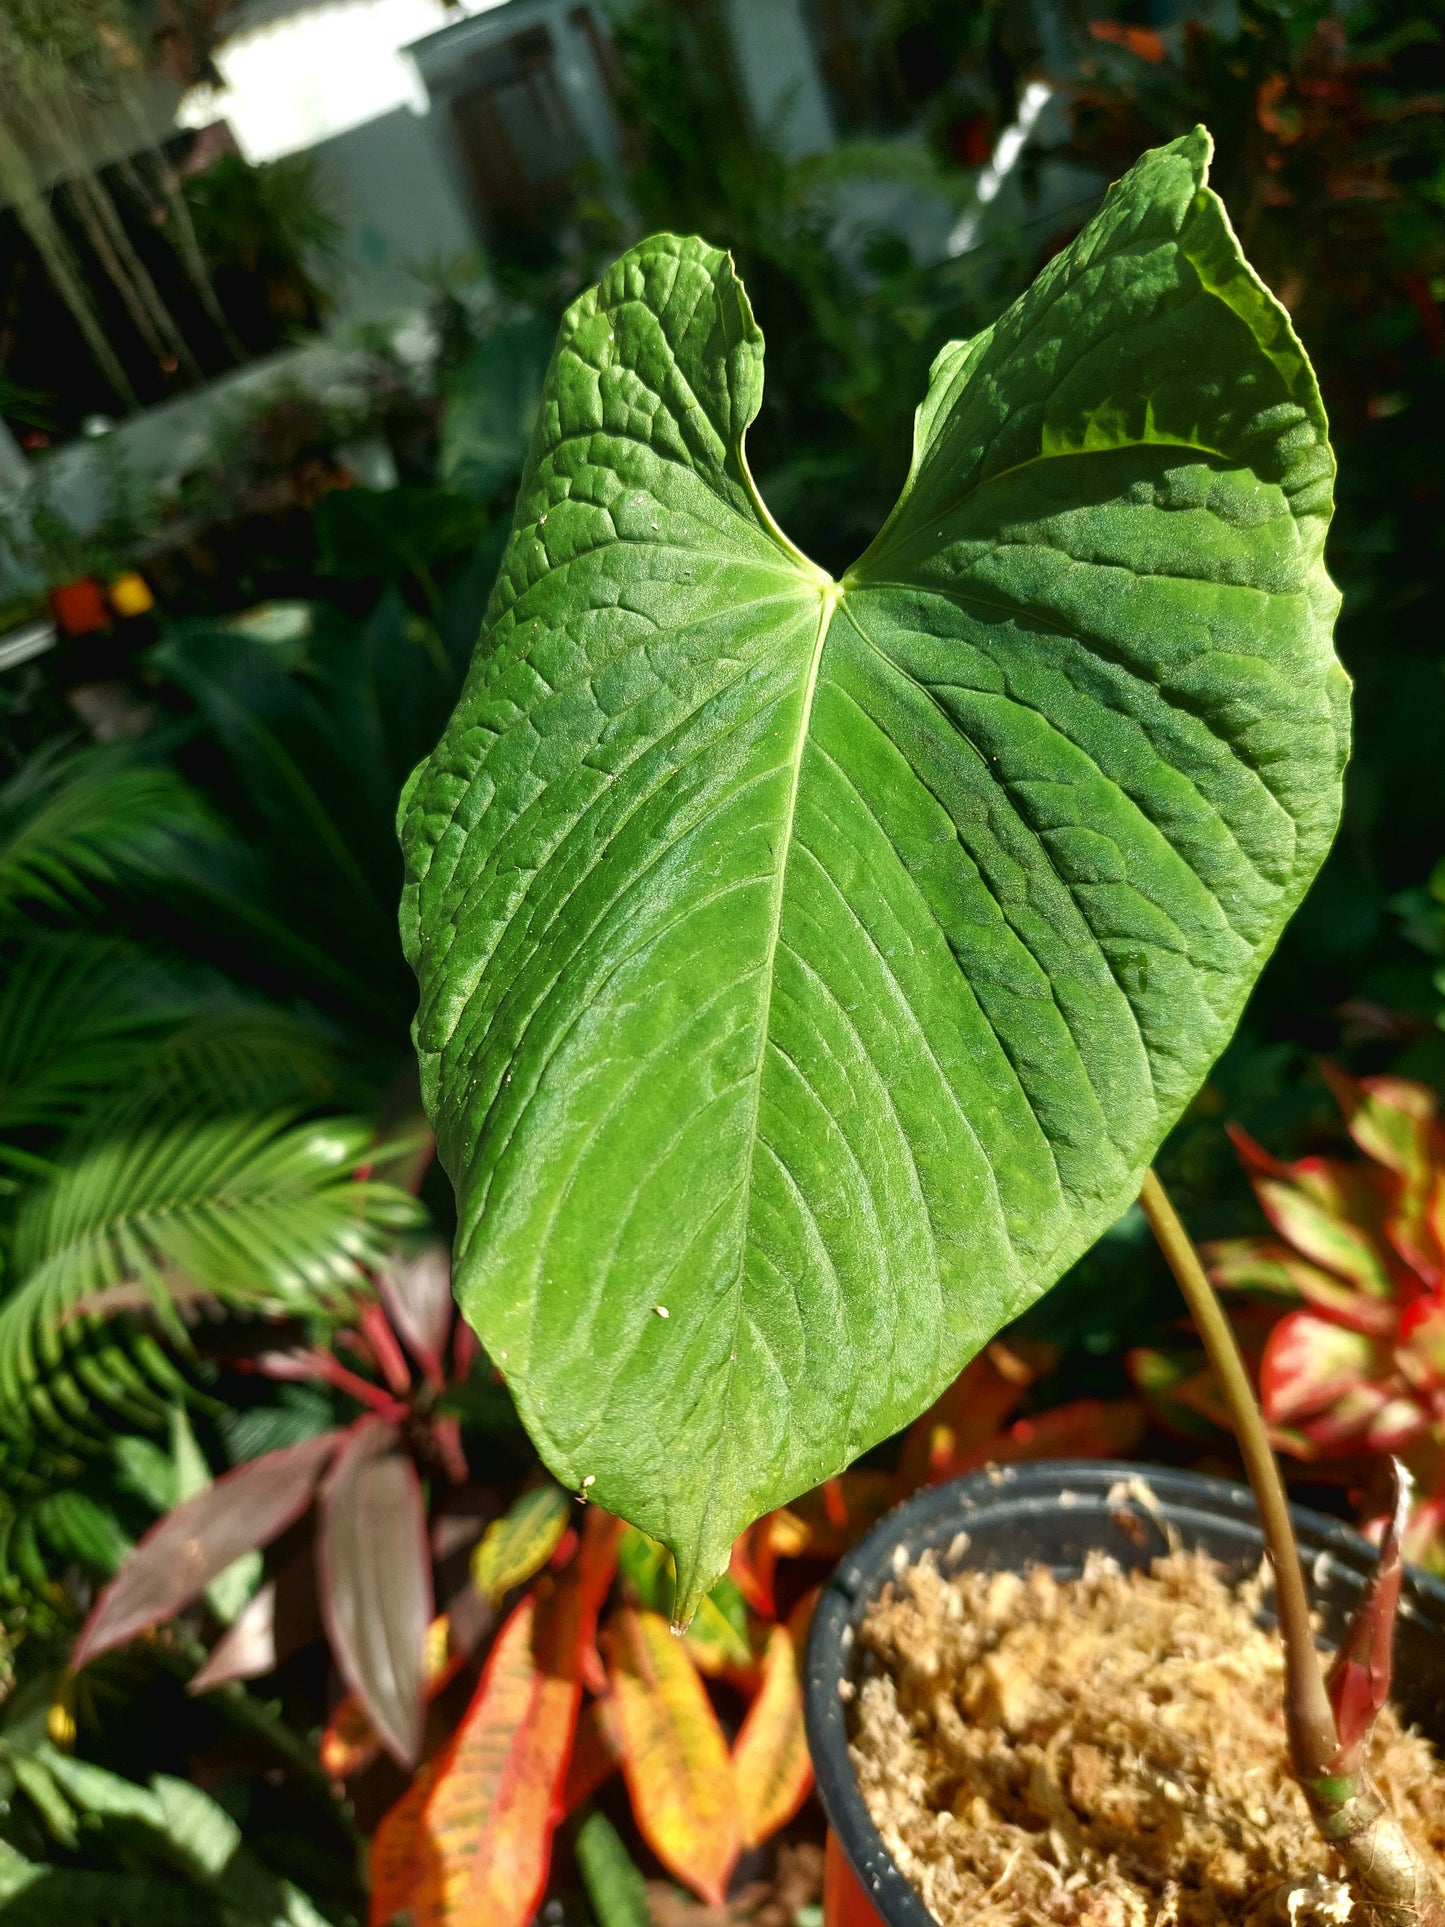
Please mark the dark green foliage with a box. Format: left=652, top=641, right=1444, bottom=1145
left=0, top=591, right=486, bottom=1613
left=180, top=152, right=341, bottom=334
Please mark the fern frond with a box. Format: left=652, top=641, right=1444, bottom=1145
left=0, top=1114, right=423, bottom=1448
left=0, top=939, right=187, bottom=1145
left=71, top=1003, right=341, bottom=1133
left=0, top=746, right=221, bottom=924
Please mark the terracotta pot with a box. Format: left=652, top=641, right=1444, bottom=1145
left=803, top=1459, right=1445, bottom=1927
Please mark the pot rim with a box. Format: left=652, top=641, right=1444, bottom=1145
left=803, top=1456, right=1445, bottom=1927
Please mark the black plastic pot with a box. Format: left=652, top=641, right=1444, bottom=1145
left=804, top=1459, right=1445, bottom=1927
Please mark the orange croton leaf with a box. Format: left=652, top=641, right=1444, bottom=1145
left=1087, top=19, right=1166, bottom=62
left=561, top=1697, right=622, bottom=1816
left=729, top=1471, right=897, bottom=1621
left=775, top=1471, right=901, bottom=1563
left=372, top=1509, right=619, bottom=1927
left=898, top=1342, right=1042, bottom=1488
left=732, top=1591, right=817, bottom=1848
left=324, top=1614, right=461, bottom=1779
left=729, top=1509, right=807, bottom=1619
left=604, top=1604, right=740, bottom=1906
left=369, top=1758, right=437, bottom=1927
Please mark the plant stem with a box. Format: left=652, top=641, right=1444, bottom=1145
left=1139, top=1169, right=1445, bottom=1926
left=1138, top=1168, right=1337, bottom=1771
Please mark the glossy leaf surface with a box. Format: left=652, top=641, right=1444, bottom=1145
left=401, top=129, right=1346, bottom=1612
left=472, top=1480, right=572, bottom=1605
left=380, top=1508, right=618, bottom=1925
left=376, top=1242, right=453, bottom=1382
left=603, top=1605, right=740, bottom=1904
left=74, top=1430, right=340, bottom=1668
left=320, top=1614, right=459, bottom=1778
left=574, top=1810, right=656, bottom=1927
left=318, top=1422, right=433, bottom=1769
left=732, top=1613, right=813, bottom=1847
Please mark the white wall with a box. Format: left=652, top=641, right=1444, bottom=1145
left=725, top=0, right=834, bottom=161
left=310, top=107, right=481, bottom=321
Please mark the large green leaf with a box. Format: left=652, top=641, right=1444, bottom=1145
left=399, top=129, right=1348, bottom=1614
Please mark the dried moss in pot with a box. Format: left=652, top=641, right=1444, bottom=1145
left=849, top=1550, right=1445, bottom=1927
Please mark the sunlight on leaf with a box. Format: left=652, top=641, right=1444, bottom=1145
left=472, top=1480, right=572, bottom=1605
left=401, top=129, right=1346, bottom=1615
left=603, top=1605, right=740, bottom=1906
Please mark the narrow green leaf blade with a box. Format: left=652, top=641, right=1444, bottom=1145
left=575, top=1809, right=657, bottom=1927
left=400, top=133, right=1347, bottom=1616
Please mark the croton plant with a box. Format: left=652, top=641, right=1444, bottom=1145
left=364, top=1340, right=1136, bottom=1923
left=1206, top=1070, right=1445, bottom=1568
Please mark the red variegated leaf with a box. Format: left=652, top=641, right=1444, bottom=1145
left=1400, top=1296, right=1445, bottom=1382
left=1323, top=1068, right=1445, bottom=1290
left=1361, top=1395, right=1432, bottom=1452
left=1325, top=1067, right=1439, bottom=1180
left=773, top=1472, right=902, bottom=1564
left=604, top=1605, right=739, bottom=1906
left=1430, top=1173, right=1445, bottom=1281
left=1207, top=1236, right=1400, bottom=1334
left=1260, top=1313, right=1399, bottom=1452
left=1231, top=1126, right=1397, bottom=1298
left=732, top=1594, right=815, bottom=1848
left=75, top=1430, right=342, bottom=1669
left=318, top=1422, right=433, bottom=1769
left=377, top=1244, right=453, bottom=1385
left=321, top=1615, right=461, bottom=1778
left=404, top=1507, right=620, bottom=1926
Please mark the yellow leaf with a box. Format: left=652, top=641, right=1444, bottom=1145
left=473, top=1482, right=571, bottom=1605
left=604, top=1605, right=739, bottom=1907
left=731, top=1617, right=812, bottom=1847
left=378, top=1510, right=618, bottom=1926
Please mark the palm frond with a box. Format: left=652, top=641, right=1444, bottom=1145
left=0, top=940, right=341, bottom=1157
left=0, top=939, right=187, bottom=1146
left=76, top=1003, right=342, bottom=1131
left=0, top=746, right=221, bottom=924
left=0, top=1114, right=423, bottom=1449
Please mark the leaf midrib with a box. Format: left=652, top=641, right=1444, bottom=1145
left=689, top=576, right=838, bottom=1579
